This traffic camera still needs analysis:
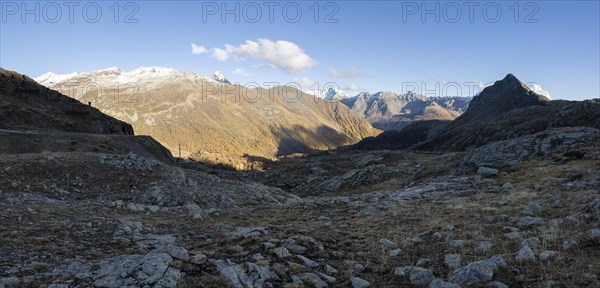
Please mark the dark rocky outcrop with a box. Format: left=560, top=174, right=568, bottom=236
left=0, top=68, right=133, bottom=135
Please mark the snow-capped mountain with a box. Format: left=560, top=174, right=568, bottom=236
left=32, top=66, right=379, bottom=160
left=339, top=90, right=471, bottom=131
left=320, top=87, right=351, bottom=101
left=34, top=71, right=79, bottom=87
left=211, top=71, right=231, bottom=84
left=34, top=66, right=217, bottom=88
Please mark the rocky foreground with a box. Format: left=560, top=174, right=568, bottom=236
left=1, top=125, right=599, bottom=287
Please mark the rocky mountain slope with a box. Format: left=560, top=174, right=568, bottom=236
left=1, top=69, right=599, bottom=288
left=0, top=68, right=133, bottom=135
left=339, top=91, right=470, bottom=131
left=34, top=67, right=380, bottom=166
left=352, top=74, right=600, bottom=152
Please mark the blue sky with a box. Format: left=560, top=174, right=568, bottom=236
left=1, top=1, right=598, bottom=100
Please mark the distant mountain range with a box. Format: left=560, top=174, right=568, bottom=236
left=318, top=88, right=471, bottom=131
left=351, top=74, right=600, bottom=152
left=34, top=67, right=380, bottom=163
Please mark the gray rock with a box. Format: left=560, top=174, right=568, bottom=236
left=393, top=266, right=413, bottom=278
left=54, top=260, right=92, bottom=279
left=0, top=278, right=20, bottom=287
left=449, top=240, right=464, bottom=248
left=444, top=254, right=462, bottom=270
left=589, top=229, right=600, bottom=238
left=210, top=259, right=278, bottom=288
left=251, top=253, right=266, bottom=262
left=487, top=281, right=509, bottom=288
left=272, top=247, right=291, bottom=258
left=389, top=248, right=402, bottom=257
left=156, top=267, right=181, bottom=287
left=501, top=182, right=513, bottom=191
left=565, top=214, right=579, bottom=222
left=229, top=245, right=245, bottom=253
left=522, top=202, right=544, bottom=215
left=297, top=255, right=319, bottom=268
left=416, top=258, right=433, bottom=267
left=351, top=277, right=370, bottom=288
left=302, top=272, right=328, bottom=288
left=357, top=203, right=380, bottom=215
left=410, top=267, right=435, bottom=286
left=539, top=250, right=558, bottom=261
left=411, top=235, right=424, bottom=243
left=127, top=202, right=146, bottom=212
left=504, top=231, right=524, bottom=240
left=517, top=216, right=544, bottom=228
left=287, top=244, right=307, bottom=254
left=562, top=240, right=577, bottom=250
left=428, top=278, right=461, bottom=288
left=516, top=246, right=536, bottom=262
left=521, top=237, right=540, bottom=248
left=318, top=273, right=336, bottom=284
left=225, top=227, right=266, bottom=238
left=477, top=167, right=499, bottom=176
left=325, top=264, right=338, bottom=274
left=432, top=232, right=443, bottom=241
left=190, top=253, right=207, bottom=264
left=291, top=275, right=304, bottom=285
left=351, top=263, right=365, bottom=272
left=475, top=240, right=494, bottom=252
left=165, top=245, right=190, bottom=261
left=246, top=262, right=279, bottom=287
left=135, top=233, right=177, bottom=249
left=261, top=242, right=275, bottom=249
left=377, top=238, right=397, bottom=248
left=184, top=202, right=204, bottom=220
left=450, top=255, right=507, bottom=286
left=93, top=250, right=179, bottom=288
left=541, top=232, right=556, bottom=242
left=48, top=284, right=69, bottom=288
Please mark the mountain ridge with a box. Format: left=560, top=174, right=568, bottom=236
left=33, top=66, right=380, bottom=165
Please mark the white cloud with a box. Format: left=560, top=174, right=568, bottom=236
left=206, top=39, right=316, bottom=73
left=329, top=67, right=367, bottom=79
left=253, top=63, right=276, bottom=69
left=211, top=44, right=237, bottom=61
left=528, top=83, right=551, bottom=99
left=191, top=43, right=208, bottom=55
left=232, top=68, right=250, bottom=76
left=342, top=83, right=361, bottom=92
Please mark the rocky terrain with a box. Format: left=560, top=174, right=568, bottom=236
left=353, top=74, right=600, bottom=152
left=34, top=67, right=379, bottom=167
left=1, top=69, right=599, bottom=288
left=0, top=68, right=132, bottom=135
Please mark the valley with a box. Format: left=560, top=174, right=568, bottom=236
left=1, top=67, right=599, bottom=288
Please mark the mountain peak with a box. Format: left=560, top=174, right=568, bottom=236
left=451, top=74, right=550, bottom=127
left=212, top=71, right=230, bottom=84
left=97, top=66, right=122, bottom=73
left=321, top=87, right=350, bottom=100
